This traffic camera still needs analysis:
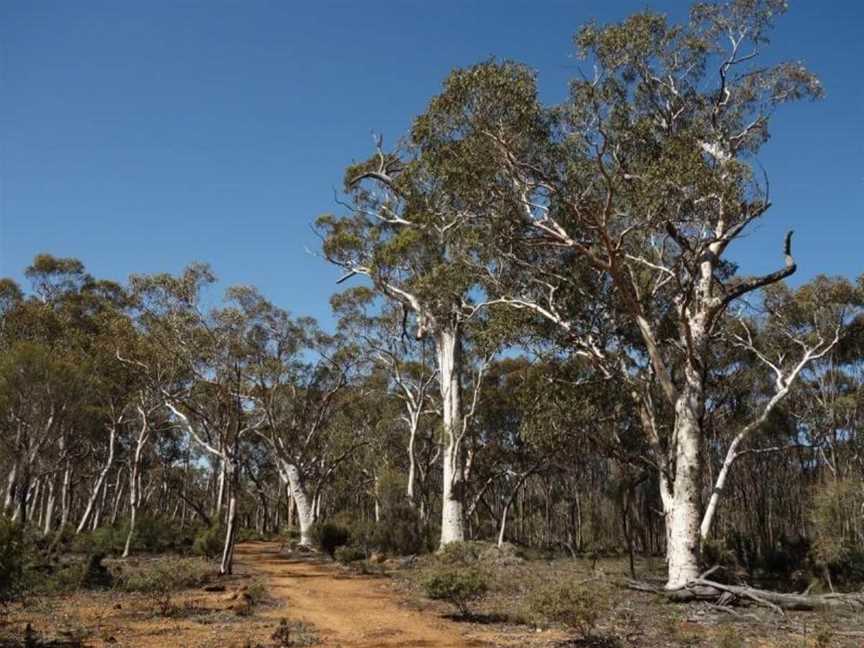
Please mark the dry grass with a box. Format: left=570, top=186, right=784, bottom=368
left=389, top=546, right=864, bottom=647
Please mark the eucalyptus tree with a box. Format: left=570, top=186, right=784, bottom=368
left=317, top=133, right=497, bottom=546
left=332, top=287, right=439, bottom=506
left=128, top=266, right=267, bottom=573
left=0, top=256, right=130, bottom=529
left=224, top=285, right=357, bottom=547
left=410, top=1, right=841, bottom=587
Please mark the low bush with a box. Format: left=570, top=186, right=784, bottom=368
left=71, top=526, right=126, bottom=556
left=334, top=545, right=366, bottom=564
left=193, top=524, right=225, bottom=559
left=270, top=618, right=320, bottom=647
left=422, top=567, right=488, bottom=616
left=526, top=579, right=607, bottom=638
left=310, top=522, right=350, bottom=558
left=79, top=552, right=113, bottom=589
left=372, top=504, right=424, bottom=556
left=436, top=541, right=484, bottom=566
left=0, top=518, right=26, bottom=603
left=117, top=557, right=213, bottom=593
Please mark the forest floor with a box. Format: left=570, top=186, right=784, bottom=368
left=2, top=541, right=864, bottom=647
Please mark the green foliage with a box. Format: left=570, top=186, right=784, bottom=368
left=372, top=504, right=425, bottom=556
left=79, top=552, right=113, bottom=589
left=0, top=518, right=26, bottom=603
left=810, top=479, right=862, bottom=575
left=71, top=518, right=202, bottom=557
left=436, top=541, right=485, bottom=566
left=194, top=524, right=226, bottom=559
left=334, top=545, right=366, bottom=564
left=116, top=557, right=213, bottom=593
left=422, top=567, right=488, bottom=616
left=310, top=521, right=350, bottom=558
left=71, top=526, right=126, bottom=556
left=526, top=580, right=607, bottom=638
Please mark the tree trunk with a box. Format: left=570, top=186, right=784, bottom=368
left=3, top=461, right=17, bottom=515
left=279, top=460, right=315, bottom=546
left=122, top=458, right=140, bottom=558
left=77, top=426, right=116, bottom=533
left=215, top=458, right=226, bottom=520
left=406, top=416, right=418, bottom=505
left=59, top=460, right=72, bottom=529
left=435, top=326, right=465, bottom=547
left=43, top=476, right=56, bottom=536
left=122, top=434, right=148, bottom=557
left=219, top=461, right=238, bottom=575
left=664, top=374, right=704, bottom=589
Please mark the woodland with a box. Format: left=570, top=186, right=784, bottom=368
left=2, top=1, right=864, bottom=646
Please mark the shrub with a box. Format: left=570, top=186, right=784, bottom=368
left=422, top=567, right=488, bottom=616
left=334, top=545, right=366, bottom=564
left=270, top=618, right=320, bottom=647
left=237, top=527, right=268, bottom=543
left=71, top=527, right=125, bottom=556
left=526, top=580, right=607, bottom=637
left=436, top=541, right=484, bottom=566
left=117, top=557, right=213, bottom=593
left=79, top=552, right=113, bottom=589
left=0, top=518, right=26, bottom=603
left=194, top=524, right=226, bottom=559
left=372, top=504, right=424, bottom=556
left=311, top=522, right=350, bottom=558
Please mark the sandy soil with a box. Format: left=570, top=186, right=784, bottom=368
left=237, top=541, right=497, bottom=647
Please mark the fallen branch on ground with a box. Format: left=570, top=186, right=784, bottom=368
left=624, top=566, right=864, bottom=613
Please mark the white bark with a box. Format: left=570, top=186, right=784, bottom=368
left=436, top=327, right=465, bottom=546
left=3, top=462, right=16, bottom=515
left=123, top=413, right=150, bottom=558
left=59, top=459, right=72, bottom=529
left=278, top=460, right=315, bottom=546
left=664, top=375, right=704, bottom=589
left=77, top=424, right=117, bottom=533
left=215, top=457, right=226, bottom=519
left=43, top=476, right=56, bottom=536
left=219, top=463, right=238, bottom=575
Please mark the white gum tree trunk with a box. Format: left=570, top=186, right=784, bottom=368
left=406, top=412, right=418, bottom=505
left=123, top=414, right=150, bottom=558
left=219, top=460, right=238, bottom=575
left=43, top=476, right=56, bottom=536
left=435, top=326, right=465, bottom=547
left=278, top=460, right=315, bottom=546
left=664, top=371, right=705, bottom=589
left=77, top=425, right=117, bottom=533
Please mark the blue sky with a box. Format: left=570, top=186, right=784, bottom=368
left=2, top=1, right=861, bottom=326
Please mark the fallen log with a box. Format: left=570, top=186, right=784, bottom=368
left=625, top=572, right=864, bottom=613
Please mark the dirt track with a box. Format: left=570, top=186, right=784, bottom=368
left=236, top=542, right=494, bottom=648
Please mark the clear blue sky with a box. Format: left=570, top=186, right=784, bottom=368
left=2, top=1, right=861, bottom=326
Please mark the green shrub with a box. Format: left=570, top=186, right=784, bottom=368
left=436, top=541, right=484, bottom=566
left=71, top=527, right=126, bottom=556
left=526, top=580, right=607, bottom=637
left=311, top=522, right=350, bottom=558
left=0, top=518, right=26, bottom=603
left=79, top=552, right=113, bottom=589
left=334, top=545, right=366, bottom=564
left=117, top=557, right=213, bottom=593
left=193, top=524, right=225, bottom=559
left=133, top=516, right=199, bottom=553
left=237, top=527, right=268, bottom=543
left=372, top=504, right=424, bottom=556
left=422, top=567, right=488, bottom=616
